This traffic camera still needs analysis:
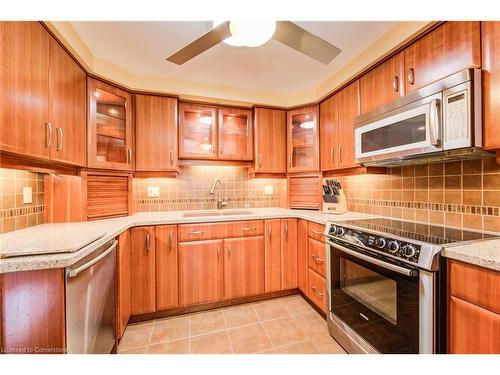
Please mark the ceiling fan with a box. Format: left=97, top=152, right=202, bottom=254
left=166, top=21, right=341, bottom=65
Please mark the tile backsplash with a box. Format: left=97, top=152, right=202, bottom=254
left=339, top=157, right=500, bottom=232
left=0, top=168, right=45, bottom=234
left=133, top=166, right=287, bottom=212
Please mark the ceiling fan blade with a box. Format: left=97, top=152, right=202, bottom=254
left=273, top=21, right=341, bottom=65
left=166, top=21, right=231, bottom=65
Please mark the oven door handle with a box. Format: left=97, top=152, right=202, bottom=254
left=327, top=240, right=417, bottom=277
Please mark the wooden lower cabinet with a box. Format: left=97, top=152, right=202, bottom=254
left=178, top=240, right=224, bottom=306
left=130, top=226, right=156, bottom=315
left=281, top=218, right=298, bottom=289
left=0, top=268, right=66, bottom=354
left=155, top=225, right=178, bottom=311
left=224, top=236, right=265, bottom=299
left=297, top=219, right=308, bottom=294
left=117, top=230, right=131, bottom=339
left=264, top=219, right=282, bottom=293
left=448, top=296, right=500, bottom=353
left=308, top=268, right=327, bottom=313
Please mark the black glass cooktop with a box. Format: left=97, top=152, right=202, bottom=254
left=336, top=218, right=497, bottom=245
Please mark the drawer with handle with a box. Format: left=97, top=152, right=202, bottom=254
left=178, top=220, right=264, bottom=241
left=308, top=238, right=326, bottom=277
left=308, top=268, right=327, bottom=313
left=308, top=222, right=325, bottom=243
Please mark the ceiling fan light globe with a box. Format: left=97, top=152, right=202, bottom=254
left=213, top=20, right=276, bottom=47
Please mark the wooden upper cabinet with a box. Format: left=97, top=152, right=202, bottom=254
left=404, top=21, right=480, bottom=93
left=135, top=95, right=178, bottom=172
left=130, top=226, right=156, bottom=315
left=87, top=78, right=134, bottom=171
left=360, top=52, right=404, bottom=114
left=178, top=239, right=224, bottom=306
left=253, top=108, right=286, bottom=174
left=48, top=36, right=86, bottom=166
left=155, top=225, right=178, bottom=311
left=224, top=236, right=265, bottom=299
left=179, top=103, right=217, bottom=159
left=218, top=107, right=253, bottom=160
left=0, top=21, right=50, bottom=160
left=287, top=106, right=319, bottom=173
left=319, top=95, right=339, bottom=171
left=482, top=21, right=500, bottom=151
left=337, top=80, right=360, bottom=169
left=281, top=218, right=298, bottom=289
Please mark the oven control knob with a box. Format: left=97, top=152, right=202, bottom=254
left=387, top=241, right=399, bottom=253
left=336, top=227, right=346, bottom=236
left=375, top=237, right=386, bottom=249
left=329, top=225, right=337, bottom=235
left=402, top=245, right=416, bottom=258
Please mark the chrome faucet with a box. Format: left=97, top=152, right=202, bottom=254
left=209, top=178, right=227, bottom=210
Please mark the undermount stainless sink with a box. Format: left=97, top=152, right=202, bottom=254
left=182, top=210, right=255, bottom=218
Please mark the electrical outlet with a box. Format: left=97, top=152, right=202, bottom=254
left=23, top=187, right=32, bottom=204
left=264, top=185, right=273, bottom=195
left=147, top=186, right=160, bottom=198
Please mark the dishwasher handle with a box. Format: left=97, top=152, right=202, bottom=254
left=67, top=240, right=118, bottom=278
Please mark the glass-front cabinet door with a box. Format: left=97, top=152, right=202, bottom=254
left=287, top=106, right=319, bottom=173
left=179, top=103, right=217, bottom=159
left=87, top=78, right=134, bottom=170
left=218, top=108, right=253, bottom=160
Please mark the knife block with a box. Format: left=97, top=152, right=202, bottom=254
left=322, top=179, right=348, bottom=214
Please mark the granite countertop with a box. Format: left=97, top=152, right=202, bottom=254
left=442, top=239, right=500, bottom=272
left=0, top=208, right=373, bottom=273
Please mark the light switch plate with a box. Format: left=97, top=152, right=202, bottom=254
left=23, top=187, right=33, bottom=204
left=147, top=186, right=160, bottom=198
left=264, top=185, right=273, bottom=195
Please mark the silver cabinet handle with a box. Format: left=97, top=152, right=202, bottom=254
left=284, top=223, right=288, bottom=240
left=56, top=128, right=63, bottom=151
left=168, top=232, right=173, bottom=252
left=212, top=144, right=215, bottom=154
left=311, top=255, right=324, bottom=264
left=45, top=122, right=53, bottom=148
left=146, top=233, right=151, bottom=252
left=227, top=245, right=231, bottom=257
left=312, top=230, right=324, bottom=235
left=242, top=227, right=256, bottom=232
left=128, top=148, right=133, bottom=163
left=338, top=146, right=342, bottom=164
left=258, top=154, right=262, bottom=167
left=188, top=230, right=204, bottom=236
left=408, top=68, right=415, bottom=85
left=268, top=225, right=272, bottom=238
left=288, top=155, right=292, bottom=168
left=170, top=150, right=174, bottom=165
left=330, top=147, right=335, bottom=163
left=311, top=286, right=324, bottom=297
left=67, top=240, right=118, bottom=278
left=220, top=143, right=223, bottom=155
left=217, top=246, right=220, bottom=258
left=392, top=76, right=399, bottom=92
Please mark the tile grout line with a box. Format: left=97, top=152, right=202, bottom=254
left=251, top=303, right=275, bottom=351
left=221, top=307, right=235, bottom=354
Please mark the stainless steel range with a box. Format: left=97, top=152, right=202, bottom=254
left=324, top=218, right=495, bottom=354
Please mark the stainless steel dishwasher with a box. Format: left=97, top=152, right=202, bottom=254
left=65, top=239, right=117, bottom=354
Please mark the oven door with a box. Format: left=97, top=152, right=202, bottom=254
left=355, top=93, right=442, bottom=163
left=328, top=240, right=419, bottom=354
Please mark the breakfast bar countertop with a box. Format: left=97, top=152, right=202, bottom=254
left=0, top=208, right=373, bottom=274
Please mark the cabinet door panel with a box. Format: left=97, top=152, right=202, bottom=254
left=287, top=106, right=319, bottom=173
left=308, top=222, right=325, bottom=244
left=254, top=108, right=286, bottom=173
left=178, top=103, right=217, bottom=159
left=48, top=36, right=86, bottom=166
left=178, top=239, right=224, bottom=306
left=404, top=21, right=480, bottom=93
left=337, top=80, right=360, bottom=169
left=135, top=95, right=178, bottom=171
left=87, top=78, right=134, bottom=171
left=360, top=52, right=404, bottom=114
left=448, top=296, right=500, bottom=354
left=297, top=219, right=308, bottom=294
left=117, top=229, right=131, bottom=338
left=281, top=218, right=298, bottom=289
left=155, top=225, right=178, bottom=311
left=264, top=219, right=282, bottom=293
left=320, top=95, right=338, bottom=171
left=0, top=21, right=50, bottom=159
left=308, top=238, right=326, bottom=277
left=218, top=107, right=253, bottom=160
left=224, top=236, right=265, bottom=299
left=308, top=269, right=327, bottom=313
left=130, top=226, right=156, bottom=315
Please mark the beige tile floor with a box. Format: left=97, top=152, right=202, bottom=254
left=118, top=294, right=346, bottom=354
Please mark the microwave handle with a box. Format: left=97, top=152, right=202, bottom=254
left=429, top=98, right=441, bottom=146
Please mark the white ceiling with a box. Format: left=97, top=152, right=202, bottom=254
left=70, top=21, right=398, bottom=94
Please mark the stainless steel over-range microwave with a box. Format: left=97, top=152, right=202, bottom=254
left=354, top=69, right=482, bottom=166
